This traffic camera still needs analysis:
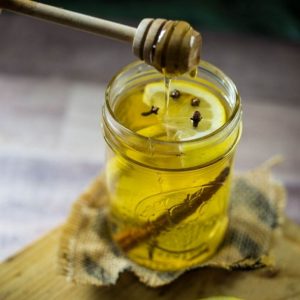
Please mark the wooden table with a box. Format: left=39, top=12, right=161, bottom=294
left=0, top=13, right=300, bottom=299
left=0, top=219, right=299, bottom=300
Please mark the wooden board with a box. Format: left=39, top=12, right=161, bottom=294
left=0, top=219, right=300, bottom=300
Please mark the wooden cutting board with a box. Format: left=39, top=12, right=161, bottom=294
left=0, top=219, right=300, bottom=300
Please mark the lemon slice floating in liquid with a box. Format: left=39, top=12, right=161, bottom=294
left=138, top=80, right=227, bottom=141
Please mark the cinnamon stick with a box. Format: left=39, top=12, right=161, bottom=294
left=113, top=167, right=230, bottom=252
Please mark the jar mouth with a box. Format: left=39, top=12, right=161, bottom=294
left=104, top=60, right=241, bottom=149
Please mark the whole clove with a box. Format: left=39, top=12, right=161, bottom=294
left=190, top=111, right=202, bottom=128
left=191, top=97, right=200, bottom=107
left=170, top=89, right=181, bottom=99
left=141, top=106, right=159, bottom=116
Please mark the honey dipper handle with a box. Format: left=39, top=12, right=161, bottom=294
left=0, top=0, right=136, bottom=42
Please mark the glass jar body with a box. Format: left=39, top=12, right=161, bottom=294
left=102, top=61, right=242, bottom=271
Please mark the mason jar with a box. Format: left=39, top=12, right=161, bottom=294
left=102, top=61, right=242, bottom=271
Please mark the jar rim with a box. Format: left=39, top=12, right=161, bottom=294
left=104, top=60, right=241, bottom=148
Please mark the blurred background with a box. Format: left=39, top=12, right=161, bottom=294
left=41, top=0, right=300, bottom=41
left=0, top=0, right=299, bottom=260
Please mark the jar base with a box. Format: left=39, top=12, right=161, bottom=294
left=120, top=216, right=229, bottom=272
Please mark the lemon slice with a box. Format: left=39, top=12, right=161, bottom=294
left=139, top=80, right=226, bottom=141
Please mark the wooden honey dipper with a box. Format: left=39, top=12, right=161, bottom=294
left=0, top=0, right=202, bottom=74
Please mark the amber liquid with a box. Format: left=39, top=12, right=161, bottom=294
left=105, top=76, right=238, bottom=271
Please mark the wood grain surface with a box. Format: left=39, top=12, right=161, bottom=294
left=0, top=14, right=299, bottom=261
left=0, top=219, right=299, bottom=300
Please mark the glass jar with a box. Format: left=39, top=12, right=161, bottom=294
left=102, top=61, right=242, bottom=271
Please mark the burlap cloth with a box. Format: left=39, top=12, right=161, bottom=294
left=59, top=159, right=285, bottom=287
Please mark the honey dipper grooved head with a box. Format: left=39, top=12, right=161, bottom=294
left=133, top=18, right=202, bottom=75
